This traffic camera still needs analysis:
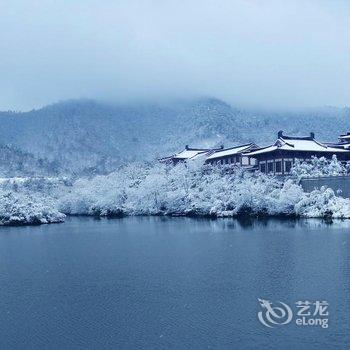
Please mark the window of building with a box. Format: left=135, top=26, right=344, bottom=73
left=259, top=162, right=266, bottom=173
left=225, top=158, right=229, bottom=164
left=275, top=160, right=282, bottom=173
left=267, top=161, right=274, bottom=173
left=242, top=156, right=249, bottom=165
left=284, top=159, right=293, bottom=173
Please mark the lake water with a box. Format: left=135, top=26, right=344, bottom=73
left=0, top=217, right=350, bottom=349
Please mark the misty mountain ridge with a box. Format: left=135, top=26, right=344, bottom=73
left=0, top=97, right=350, bottom=176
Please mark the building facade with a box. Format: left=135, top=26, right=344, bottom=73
left=245, top=131, right=350, bottom=175
left=339, top=132, right=350, bottom=144
left=326, top=132, right=350, bottom=150
left=205, top=143, right=258, bottom=167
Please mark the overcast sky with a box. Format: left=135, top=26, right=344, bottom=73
left=0, top=0, right=350, bottom=111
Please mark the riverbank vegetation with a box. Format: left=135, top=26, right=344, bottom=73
left=1, top=157, right=350, bottom=225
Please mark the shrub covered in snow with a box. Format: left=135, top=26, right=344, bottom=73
left=291, top=155, right=349, bottom=179
left=58, top=162, right=350, bottom=219
left=0, top=190, right=65, bottom=226
left=2, top=159, right=350, bottom=225
left=295, top=186, right=350, bottom=218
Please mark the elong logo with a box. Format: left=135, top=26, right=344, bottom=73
left=258, top=299, right=329, bottom=329
left=258, top=299, right=293, bottom=328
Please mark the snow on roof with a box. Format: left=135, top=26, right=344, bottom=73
left=333, top=143, right=350, bottom=149
left=158, top=146, right=225, bottom=162
left=280, top=139, right=340, bottom=152
left=174, top=148, right=214, bottom=159
left=246, top=135, right=349, bottom=156
left=325, top=141, right=350, bottom=149
left=246, top=145, right=278, bottom=156
left=191, top=152, right=212, bottom=160
left=340, top=133, right=350, bottom=140
left=206, top=144, right=254, bottom=160
left=169, top=146, right=226, bottom=160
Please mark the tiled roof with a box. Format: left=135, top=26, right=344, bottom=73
left=246, top=135, right=349, bottom=156
left=206, top=144, right=255, bottom=160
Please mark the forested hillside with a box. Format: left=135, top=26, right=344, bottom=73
left=0, top=98, right=349, bottom=175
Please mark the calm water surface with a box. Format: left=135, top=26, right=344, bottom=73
left=0, top=217, right=350, bottom=349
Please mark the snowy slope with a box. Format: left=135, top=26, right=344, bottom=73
left=0, top=144, right=62, bottom=177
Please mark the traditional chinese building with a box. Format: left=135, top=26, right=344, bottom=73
left=205, top=143, right=258, bottom=167
left=245, top=131, right=350, bottom=175
left=326, top=132, right=350, bottom=150
left=339, top=132, right=350, bottom=144
left=159, top=145, right=223, bottom=165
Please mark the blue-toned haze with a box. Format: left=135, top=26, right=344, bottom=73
left=0, top=0, right=350, bottom=110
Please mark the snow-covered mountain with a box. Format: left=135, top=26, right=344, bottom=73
left=0, top=98, right=349, bottom=175
left=0, top=144, right=62, bottom=177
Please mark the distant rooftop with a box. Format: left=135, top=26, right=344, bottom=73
left=206, top=143, right=257, bottom=160
left=173, top=148, right=211, bottom=160
left=160, top=146, right=223, bottom=162
left=339, top=132, right=350, bottom=141
left=247, top=131, right=349, bottom=156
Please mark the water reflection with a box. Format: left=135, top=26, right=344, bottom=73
left=0, top=216, right=349, bottom=349
left=137, top=215, right=350, bottom=233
